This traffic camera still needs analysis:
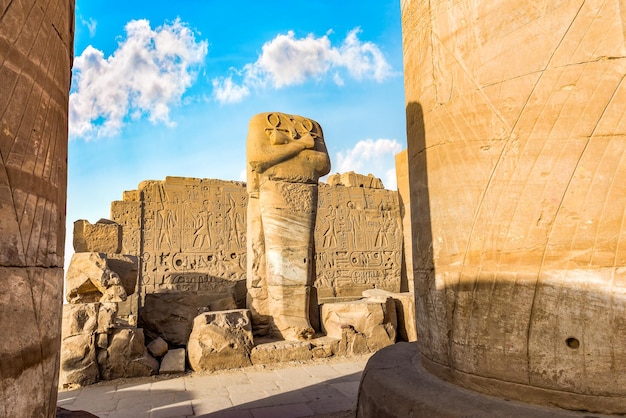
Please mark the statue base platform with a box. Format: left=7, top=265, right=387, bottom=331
left=356, top=342, right=618, bottom=417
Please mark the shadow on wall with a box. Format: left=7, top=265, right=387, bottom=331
left=402, top=100, right=626, bottom=414
left=405, top=101, right=434, bottom=326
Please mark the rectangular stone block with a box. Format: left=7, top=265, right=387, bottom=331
left=73, top=219, right=122, bottom=254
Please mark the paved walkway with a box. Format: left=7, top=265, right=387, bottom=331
left=57, top=355, right=371, bottom=418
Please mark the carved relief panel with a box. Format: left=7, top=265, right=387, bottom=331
left=314, top=184, right=403, bottom=298
left=111, top=176, right=403, bottom=306
left=112, top=177, right=248, bottom=300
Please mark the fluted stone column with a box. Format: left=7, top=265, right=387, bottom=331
left=0, top=1, right=74, bottom=416
left=403, top=0, right=626, bottom=413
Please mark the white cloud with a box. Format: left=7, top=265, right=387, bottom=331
left=81, top=17, right=97, bottom=37
left=69, top=18, right=208, bottom=139
left=213, top=27, right=392, bottom=104
left=212, top=76, right=250, bottom=104
left=334, top=138, right=403, bottom=190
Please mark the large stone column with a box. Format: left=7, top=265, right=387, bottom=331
left=400, top=0, right=626, bottom=413
left=0, top=1, right=74, bottom=416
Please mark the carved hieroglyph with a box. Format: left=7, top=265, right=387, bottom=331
left=246, top=112, right=331, bottom=341
left=315, top=183, right=402, bottom=299
left=403, top=0, right=626, bottom=413
left=0, top=1, right=74, bottom=416
left=111, top=177, right=248, bottom=313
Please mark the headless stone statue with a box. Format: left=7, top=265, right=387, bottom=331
left=246, top=112, right=331, bottom=341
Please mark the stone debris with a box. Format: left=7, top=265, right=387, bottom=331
left=59, top=333, right=99, bottom=387
left=187, top=310, right=254, bottom=372
left=65, top=252, right=137, bottom=304
left=73, top=219, right=122, bottom=254
left=320, top=298, right=397, bottom=355
left=159, top=348, right=186, bottom=374
left=147, top=336, right=169, bottom=358
left=99, top=328, right=158, bottom=380
left=140, top=291, right=238, bottom=346
left=362, top=289, right=417, bottom=342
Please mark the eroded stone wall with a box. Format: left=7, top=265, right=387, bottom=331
left=111, top=175, right=403, bottom=313
left=0, top=1, right=74, bottom=416
left=315, top=183, right=402, bottom=299
left=111, top=177, right=248, bottom=313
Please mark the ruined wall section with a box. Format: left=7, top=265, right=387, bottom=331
left=315, top=183, right=403, bottom=299
left=111, top=175, right=403, bottom=310
left=111, top=177, right=248, bottom=310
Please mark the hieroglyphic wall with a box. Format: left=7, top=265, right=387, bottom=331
left=111, top=177, right=248, bottom=311
left=111, top=176, right=402, bottom=309
left=315, top=184, right=402, bottom=299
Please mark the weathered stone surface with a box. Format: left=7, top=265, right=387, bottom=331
left=363, top=289, right=417, bottom=342
left=140, top=291, right=237, bottom=345
left=111, top=177, right=248, bottom=299
left=321, top=299, right=396, bottom=354
left=314, top=183, right=403, bottom=299
left=0, top=268, right=65, bottom=416
left=326, top=171, right=384, bottom=189
left=104, top=254, right=139, bottom=297
left=159, top=348, right=186, bottom=374
left=0, top=0, right=73, bottom=414
left=147, top=337, right=169, bottom=358
left=73, top=219, right=122, bottom=254
left=401, top=0, right=626, bottom=413
left=246, top=112, right=331, bottom=341
left=250, top=339, right=314, bottom=364
left=395, top=150, right=413, bottom=294
left=99, top=328, right=158, bottom=380
left=59, top=334, right=99, bottom=387
left=187, top=310, right=254, bottom=372
left=96, top=333, right=108, bottom=349
left=62, top=303, right=99, bottom=339
left=97, top=303, right=118, bottom=333
left=65, top=252, right=131, bottom=304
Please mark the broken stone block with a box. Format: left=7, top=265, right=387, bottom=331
left=326, top=171, right=384, bottom=189
left=250, top=339, right=313, bottom=365
left=140, top=291, right=237, bottom=345
left=97, top=303, right=117, bottom=333
left=363, top=289, right=417, bottom=342
left=65, top=252, right=133, bottom=304
left=103, top=254, right=139, bottom=297
left=73, top=219, right=122, bottom=254
left=99, top=328, right=158, bottom=380
left=62, top=303, right=99, bottom=339
left=59, top=333, right=99, bottom=387
left=187, top=310, right=254, bottom=372
left=320, top=299, right=397, bottom=354
left=96, top=333, right=108, bottom=349
left=147, top=337, right=169, bottom=358
left=159, top=348, right=186, bottom=374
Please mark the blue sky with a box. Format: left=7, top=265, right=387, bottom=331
left=67, top=1, right=407, bottom=264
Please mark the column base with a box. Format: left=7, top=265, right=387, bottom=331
left=356, top=343, right=621, bottom=417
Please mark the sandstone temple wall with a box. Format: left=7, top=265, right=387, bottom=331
left=111, top=175, right=403, bottom=316
left=403, top=0, right=626, bottom=413
left=0, top=1, right=74, bottom=416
